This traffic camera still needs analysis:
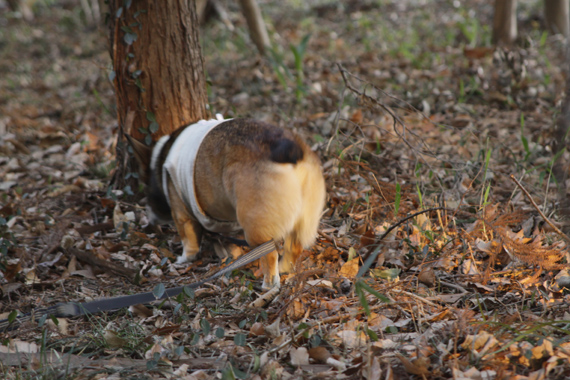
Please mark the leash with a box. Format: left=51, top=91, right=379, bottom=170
left=0, top=240, right=276, bottom=332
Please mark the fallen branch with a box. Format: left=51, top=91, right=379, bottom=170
left=67, top=247, right=139, bottom=283
left=249, top=286, right=279, bottom=308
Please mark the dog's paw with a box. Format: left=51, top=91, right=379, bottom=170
left=175, top=255, right=190, bottom=264
left=175, top=249, right=199, bottom=264
left=261, top=273, right=281, bottom=291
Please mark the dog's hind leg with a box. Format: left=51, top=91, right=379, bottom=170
left=167, top=179, right=203, bottom=264
left=242, top=228, right=280, bottom=290
left=280, top=234, right=303, bottom=274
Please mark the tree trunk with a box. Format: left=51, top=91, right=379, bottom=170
left=108, top=0, right=209, bottom=140
left=552, top=45, right=570, bottom=233
left=238, top=0, right=270, bottom=55
left=492, top=0, right=518, bottom=45
left=196, top=0, right=208, bottom=24
left=6, top=0, right=34, bottom=21
left=107, top=0, right=209, bottom=189
left=545, top=0, right=570, bottom=36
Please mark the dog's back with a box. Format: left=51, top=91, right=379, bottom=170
left=194, top=119, right=325, bottom=274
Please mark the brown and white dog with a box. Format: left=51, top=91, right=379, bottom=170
left=127, top=116, right=326, bottom=289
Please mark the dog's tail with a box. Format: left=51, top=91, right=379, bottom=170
left=269, top=138, right=304, bottom=164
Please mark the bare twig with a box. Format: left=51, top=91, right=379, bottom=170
left=336, top=64, right=449, bottom=191
left=326, top=84, right=346, bottom=153
left=68, top=248, right=140, bottom=283
left=267, top=302, right=387, bottom=354
left=390, top=289, right=440, bottom=308
left=509, top=174, right=570, bottom=243
left=337, top=63, right=436, bottom=158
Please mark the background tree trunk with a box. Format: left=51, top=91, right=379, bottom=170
left=552, top=45, right=570, bottom=233
left=107, top=0, right=209, bottom=189
left=6, top=0, right=34, bottom=21
left=492, top=0, right=518, bottom=45
left=238, top=0, right=270, bottom=55
left=108, top=0, right=209, bottom=141
left=544, top=0, right=570, bottom=37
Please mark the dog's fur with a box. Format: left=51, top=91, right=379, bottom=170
left=127, top=118, right=326, bottom=289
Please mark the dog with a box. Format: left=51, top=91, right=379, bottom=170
left=127, top=116, right=326, bottom=289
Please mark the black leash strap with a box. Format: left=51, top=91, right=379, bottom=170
left=0, top=240, right=276, bottom=331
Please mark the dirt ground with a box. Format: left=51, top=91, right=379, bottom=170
left=2, top=0, right=570, bottom=379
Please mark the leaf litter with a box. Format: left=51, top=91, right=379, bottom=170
left=1, top=0, right=570, bottom=379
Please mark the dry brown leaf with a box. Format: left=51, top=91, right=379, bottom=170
left=363, top=356, right=382, bottom=380
left=265, top=318, right=280, bottom=338
left=104, top=330, right=128, bottom=349
left=250, top=322, right=265, bottom=336
left=261, top=360, right=285, bottom=379
left=425, top=309, right=453, bottom=322
left=350, top=109, right=363, bottom=124
left=46, top=318, right=69, bottom=335
left=287, top=298, right=305, bottom=319
left=129, top=304, right=153, bottom=318
left=418, top=268, right=436, bottom=287
left=308, top=346, right=331, bottom=363
left=337, top=330, right=367, bottom=349
left=290, top=347, right=309, bottom=366
left=339, top=257, right=359, bottom=278
left=24, top=269, right=40, bottom=285
left=3, top=260, right=21, bottom=282
left=531, top=339, right=554, bottom=360
left=144, top=342, right=165, bottom=360
left=463, top=46, right=494, bottom=59
left=396, top=353, right=430, bottom=376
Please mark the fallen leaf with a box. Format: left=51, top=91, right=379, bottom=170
left=265, top=318, right=280, bottom=338
left=104, top=330, right=128, bottom=349
left=129, top=304, right=153, bottom=318
left=308, top=346, right=331, bottom=363
left=24, top=269, right=40, bottom=285
left=290, top=347, right=309, bottom=366
left=3, top=260, right=21, bottom=282
left=339, top=257, right=359, bottom=278
left=531, top=339, right=554, bottom=360
left=396, top=353, right=430, bottom=376
left=363, top=355, right=382, bottom=380
left=337, top=330, right=368, bottom=349
left=250, top=322, right=265, bottom=336
left=350, top=109, right=363, bottom=124
left=418, top=268, right=436, bottom=287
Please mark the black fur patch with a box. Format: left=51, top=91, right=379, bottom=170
left=270, top=138, right=304, bottom=164
left=147, top=171, right=172, bottom=222
left=145, top=123, right=193, bottom=222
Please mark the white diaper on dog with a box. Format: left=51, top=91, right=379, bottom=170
left=163, top=116, right=241, bottom=234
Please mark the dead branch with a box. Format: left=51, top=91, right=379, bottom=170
left=67, top=248, right=139, bottom=283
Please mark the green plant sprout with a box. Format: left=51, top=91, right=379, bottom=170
left=268, top=34, right=311, bottom=102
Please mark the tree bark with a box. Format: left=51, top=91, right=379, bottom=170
left=552, top=46, right=570, bottom=233
left=108, top=0, right=209, bottom=141
left=492, top=0, right=518, bottom=45
left=545, top=0, right=570, bottom=37
left=107, top=0, right=209, bottom=189
left=238, top=0, right=270, bottom=55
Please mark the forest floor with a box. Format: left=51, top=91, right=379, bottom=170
left=2, top=0, right=570, bottom=379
